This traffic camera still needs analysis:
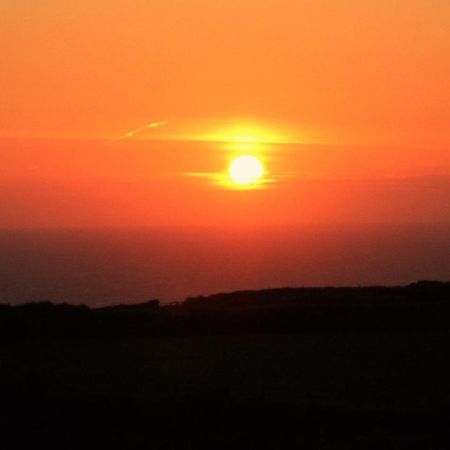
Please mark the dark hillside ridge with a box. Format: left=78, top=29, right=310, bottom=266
left=185, top=280, right=450, bottom=308
left=1, top=281, right=450, bottom=339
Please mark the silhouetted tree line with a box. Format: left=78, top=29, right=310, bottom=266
left=1, top=281, right=450, bottom=340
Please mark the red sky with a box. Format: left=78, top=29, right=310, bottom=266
left=1, top=0, right=449, bottom=227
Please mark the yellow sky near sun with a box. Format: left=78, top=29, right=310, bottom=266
left=1, top=0, right=449, bottom=147
left=1, top=135, right=450, bottom=227
left=1, top=0, right=450, bottom=226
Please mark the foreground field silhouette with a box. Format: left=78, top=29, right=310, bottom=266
left=1, top=281, right=450, bottom=449
left=1, top=281, right=450, bottom=339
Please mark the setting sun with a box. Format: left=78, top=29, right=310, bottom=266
left=229, top=155, right=264, bottom=186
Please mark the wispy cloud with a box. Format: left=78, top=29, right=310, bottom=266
left=106, top=121, right=168, bottom=144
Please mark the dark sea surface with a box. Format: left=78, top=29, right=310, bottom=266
left=0, top=224, right=449, bottom=307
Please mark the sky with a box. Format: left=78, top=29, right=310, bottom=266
left=1, top=0, right=450, bottom=227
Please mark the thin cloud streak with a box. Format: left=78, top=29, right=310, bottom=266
left=106, top=121, right=168, bottom=144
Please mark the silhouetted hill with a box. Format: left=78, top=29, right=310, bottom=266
left=97, top=299, right=160, bottom=311
left=2, top=282, right=450, bottom=449
left=1, top=281, right=450, bottom=340
left=185, top=281, right=450, bottom=309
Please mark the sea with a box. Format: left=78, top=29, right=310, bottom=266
left=0, top=224, right=449, bottom=307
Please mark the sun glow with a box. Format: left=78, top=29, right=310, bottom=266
left=204, top=123, right=291, bottom=145
left=229, top=155, right=264, bottom=186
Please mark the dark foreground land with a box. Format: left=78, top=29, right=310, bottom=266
left=2, top=281, right=450, bottom=449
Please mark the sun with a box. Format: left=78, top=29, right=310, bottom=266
left=229, top=155, right=264, bottom=186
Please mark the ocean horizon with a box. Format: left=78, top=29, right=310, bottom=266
left=1, top=223, right=449, bottom=307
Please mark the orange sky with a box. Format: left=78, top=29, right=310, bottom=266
left=1, top=0, right=449, bottom=227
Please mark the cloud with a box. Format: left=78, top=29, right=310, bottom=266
left=106, top=121, right=168, bottom=144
